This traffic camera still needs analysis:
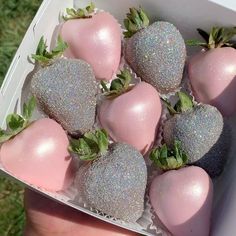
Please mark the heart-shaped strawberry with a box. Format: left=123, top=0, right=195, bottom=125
left=31, top=37, right=98, bottom=136
left=162, top=92, right=231, bottom=177
left=123, top=7, right=186, bottom=93
left=98, top=69, right=162, bottom=154
left=70, top=129, right=147, bottom=222
left=0, top=97, right=74, bottom=191
left=187, top=27, right=236, bottom=116
left=60, top=3, right=121, bottom=81
left=149, top=142, right=213, bottom=236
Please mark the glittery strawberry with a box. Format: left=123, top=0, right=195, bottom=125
left=187, top=27, right=236, bottom=116
left=60, top=3, right=121, bottom=81
left=162, top=92, right=231, bottom=177
left=69, top=129, right=147, bottom=222
left=98, top=69, right=162, bottom=154
left=149, top=142, right=213, bottom=236
left=31, top=37, right=98, bottom=136
left=123, top=7, right=186, bottom=93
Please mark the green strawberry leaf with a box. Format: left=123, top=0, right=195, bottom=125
left=150, top=140, right=188, bottom=171
left=101, top=69, right=133, bottom=99
left=188, top=26, right=236, bottom=49
left=31, top=35, right=68, bottom=66
left=100, top=80, right=109, bottom=92
left=63, top=3, right=95, bottom=21
left=185, top=39, right=207, bottom=47
left=68, top=129, right=109, bottom=161
left=23, top=96, right=36, bottom=120
left=161, top=97, right=178, bottom=115
left=197, top=28, right=210, bottom=42
left=51, top=35, right=68, bottom=55
left=0, top=97, right=36, bottom=144
left=6, top=114, right=25, bottom=131
left=35, top=36, right=47, bottom=56
left=175, top=92, right=194, bottom=112
left=96, top=129, right=109, bottom=153
left=123, top=7, right=149, bottom=38
left=0, top=129, right=13, bottom=143
left=86, top=2, right=95, bottom=14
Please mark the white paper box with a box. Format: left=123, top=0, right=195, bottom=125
left=1, top=0, right=236, bottom=235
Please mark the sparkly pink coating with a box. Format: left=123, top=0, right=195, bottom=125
left=188, top=47, right=236, bottom=116
left=98, top=82, right=162, bottom=154
left=0, top=118, right=74, bottom=191
left=60, top=12, right=121, bottom=81
left=150, top=166, right=213, bottom=236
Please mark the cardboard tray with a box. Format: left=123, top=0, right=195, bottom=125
left=1, top=0, right=236, bottom=235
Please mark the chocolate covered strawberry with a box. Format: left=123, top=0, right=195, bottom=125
left=163, top=92, right=230, bottom=177
left=98, top=69, right=162, bottom=154
left=149, top=142, right=213, bottom=236
left=124, top=7, right=186, bottom=93
left=0, top=97, right=74, bottom=191
left=187, top=27, right=236, bottom=116
left=31, top=37, right=98, bottom=136
left=60, top=3, right=121, bottom=81
left=70, top=129, right=147, bottom=222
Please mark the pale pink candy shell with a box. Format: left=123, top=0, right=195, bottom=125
left=61, top=12, right=121, bottom=81
left=0, top=118, right=74, bottom=191
left=98, top=82, right=162, bottom=154
left=188, top=47, right=236, bottom=116
left=150, top=166, right=213, bottom=236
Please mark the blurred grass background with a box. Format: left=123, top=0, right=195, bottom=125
left=0, top=0, right=42, bottom=235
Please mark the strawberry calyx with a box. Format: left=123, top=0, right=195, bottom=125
left=0, top=97, right=36, bottom=143
left=186, top=26, right=236, bottom=49
left=101, top=69, right=133, bottom=99
left=150, top=140, right=188, bottom=171
left=68, top=129, right=109, bottom=161
left=63, top=3, right=95, bottom=21
left=162, top=91, right=194, bottom=115
left=31, top=35, right=68, bottom=67
left=123, top=7, right=149, bottom=38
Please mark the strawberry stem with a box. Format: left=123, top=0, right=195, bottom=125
left=68, top=129, right=109, bottom=161
left=123, top=7, right=149, bottom=38
left=101, top=69, right=133, bottom=99
left=162, top=92, right=194, bottom=115
left=186, top=26, right=236, bottom=49
left=31, top=35, right=68, bottom=67
left=150, top=141, right=188, bottom=171
left=0, top=97, right=36, bottom=143
left=63, top=2, right=95, bottom=21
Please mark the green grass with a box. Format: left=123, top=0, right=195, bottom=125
left=0, top=0, right=43, bottom=235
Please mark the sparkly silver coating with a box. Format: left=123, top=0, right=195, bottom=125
left=163, top=104, right=231, bottom=177
left=125, top=21, right=186, bottom=93
left=76, top=143, right=147, bottom=222
left=31, top=58, right=98, bottom=135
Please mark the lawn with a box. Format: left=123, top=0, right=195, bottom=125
left=0, top=0, right=43, bottom=235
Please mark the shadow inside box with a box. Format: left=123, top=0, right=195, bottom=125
left=211, top=114, right=236, bottom=235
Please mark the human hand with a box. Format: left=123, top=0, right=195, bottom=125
left=23, top=189, right=138, bottom=236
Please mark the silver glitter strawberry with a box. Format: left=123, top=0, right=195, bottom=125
left=124, top=7, right=186, bottom=94
left=70, top=129, right=147, bottom=222
left=163, top=92, right=231, bottom=177
left=31, top=36, right=98, bottom=135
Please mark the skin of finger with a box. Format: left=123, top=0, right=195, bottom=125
left=24, top=189, right=139, bottom=236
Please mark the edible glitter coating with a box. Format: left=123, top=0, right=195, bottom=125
left=125, top=21, right=186, bottom=93
left=76, top=143, right=147, bottom=222
left=163, top=104, right=230, bottom=177
left=31, top=58, right=98, bottom=135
